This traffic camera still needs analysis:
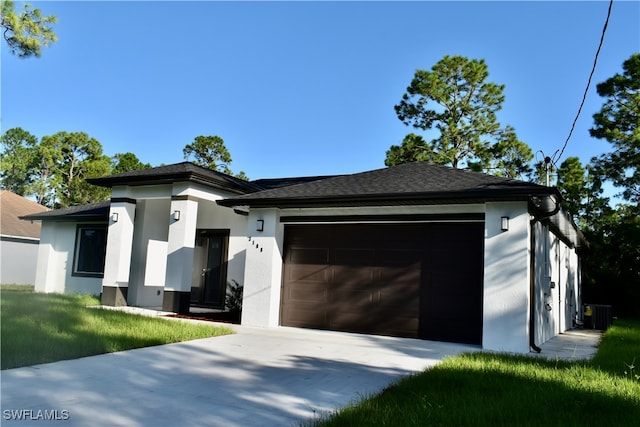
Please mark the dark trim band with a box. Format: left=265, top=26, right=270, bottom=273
left=171, top=195, right=200, bottom=202
left=280, top=213, right=485, bottom=223
left=162, top=290, right=191, bottom=314
left=0, top=235, right=39, bottom=244
left=101, top=286, right=128, bottom=307
left=110, top=197, right=137, bottom=204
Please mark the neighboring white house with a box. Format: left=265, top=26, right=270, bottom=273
left=0, top=190, right=49, bottom=285
left=22, top=161, right=585, bottom=354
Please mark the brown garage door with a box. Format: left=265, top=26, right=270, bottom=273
left=281, top=223, right=484, bottom=344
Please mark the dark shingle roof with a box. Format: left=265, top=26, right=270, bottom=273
left=218, top=162, right=559, bottom=208
left=87, top=162, right=262, bottom=194
left=20, top=201, right=110, bottom=222
left=250, top=175, right=344, bottom=190
left=0, top=191, right=49, bottom=238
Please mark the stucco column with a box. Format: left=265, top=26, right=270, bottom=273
left=241, top=208, right=284, bottom=327
left=101, top=198, right=136, bottom=306
left=163, top=195, right=199, bottom=313
left=33, top=223, right=57, bottom=293
left=483, top=201, right=530, bottom=353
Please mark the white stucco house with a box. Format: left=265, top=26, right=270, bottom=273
left=21, top=161, right=584, bottom=354
left=0, top=190, right=49, bottom=285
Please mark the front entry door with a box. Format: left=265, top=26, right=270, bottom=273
left=191, top=230, right=229, bottom=309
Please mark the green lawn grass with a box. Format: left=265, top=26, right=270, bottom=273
left=0, top=286, right=233, bottom=370
left=312, top=318, right=640, bottom=427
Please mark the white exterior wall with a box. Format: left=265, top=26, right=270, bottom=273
left=33, top=222, right=102, bottom=295
left=533, top=221, right=551, bottom=344
left=111, top=185, right=172, bottom=307
left=241, top=208, right=284, bottom=327
left=165, top=197, right=199, bottom=293
left=533, top=222, right=581, bottom=346
left=483, top=201, right=531, bottom=353
left=565, top=248, right=580, bottom=331
left=127, top=199, right=170, bottom=307
left=102, top=201, right=136, bottom=289
left=0, top=237, right=40, bottom=285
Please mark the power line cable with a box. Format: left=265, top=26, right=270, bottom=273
left=557, top=0, right=614, bottom=163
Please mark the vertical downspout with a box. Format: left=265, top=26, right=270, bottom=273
left=530, top=218, right=542, bottom=353
left=529, top=198, right=560, bottom=353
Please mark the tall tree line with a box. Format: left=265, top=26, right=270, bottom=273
left=0, top=129, right=150, bottom=208
left=0, top=130, right=247, bottom=208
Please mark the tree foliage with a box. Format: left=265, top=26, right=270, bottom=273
left=385, top=133, right=432, bottom=166
left=489, top=126, right=533, bottom=178
left=556, top=157, right=587, bottom=220
left=0, top=127, right=38, bottom=194
left=183, top=135, right=248, bottom=180
left=39, top=132, right=111, bottom=207
left=0, top=128, right=119, bottom=207
left=1, top=0, right=57, bottom=58
left=111, top=152, right=151, bottom=175
left=390, top=55, right=532, bottom=177
left=590, top=53, right=640, bottom=204
left=580, top=53, right=640, bottom=318
left=582, top=205, right=640, bottom=318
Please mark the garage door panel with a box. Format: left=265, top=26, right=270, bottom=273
left=377, top=266, right=421, bottom=285
left=377, top=291, right=420, bottom=312
left=332, top=266, right=375, bottom=288
left=289, top=247, right=329, bottom=264
left=328, top=288, right=373, bottom=303
left=282, top=223, right=483, bottom=345
left=287, top=264, right=330, bottom=283
left=421, top=316, right=479, bottom=344
left=375, top=317, right=420, bottom=338
left=282, top=305, right=325, bottom=328
left=420, top=223, right=484, bottom=344
left=332, top=248, right=376, bottom=265
left=286, top=282, right=327, bottom=303
left=329, top=312, right=419, bottom=338
left=375, top=249, right=423, bottom=266
left=328, top=312, right=371, bottom=332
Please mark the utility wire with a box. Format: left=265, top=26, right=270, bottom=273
left=557, top=0, right=614, bottom=162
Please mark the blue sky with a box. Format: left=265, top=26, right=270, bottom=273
left=2, top=1, right=639, bottom=182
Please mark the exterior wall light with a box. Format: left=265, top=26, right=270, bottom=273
left=256, top=219, right=264, bottom=232
left=173, top=210, right=181, bottom=221
left=501, top=216, right=509, bottom=232
left=111, top=212, right=119, bottom=223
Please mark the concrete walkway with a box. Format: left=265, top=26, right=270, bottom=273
left=1, top=321, right=602, bottom=427
left=535, top=328, right=603, bottom=361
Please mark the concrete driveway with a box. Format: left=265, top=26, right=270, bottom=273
left=1, top=325, right=477, bottom=427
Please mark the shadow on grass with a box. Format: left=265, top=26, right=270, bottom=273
left=316, top=351, right=640, bottom=426
left=0, top=290, right=229, bottom=369
left=591, top=318, right=640, bottom=378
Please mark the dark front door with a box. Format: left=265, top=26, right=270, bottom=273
left=191, top=230, right=228, bottom=309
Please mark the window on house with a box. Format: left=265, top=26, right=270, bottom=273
left=73, top=225, right=107, bottom=277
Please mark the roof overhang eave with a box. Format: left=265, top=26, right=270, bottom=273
left=217, top=188, right=561, bottom=209
left=88, top=174, right=259, bottom=195
left=19, top=213, right=108, bottom=222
